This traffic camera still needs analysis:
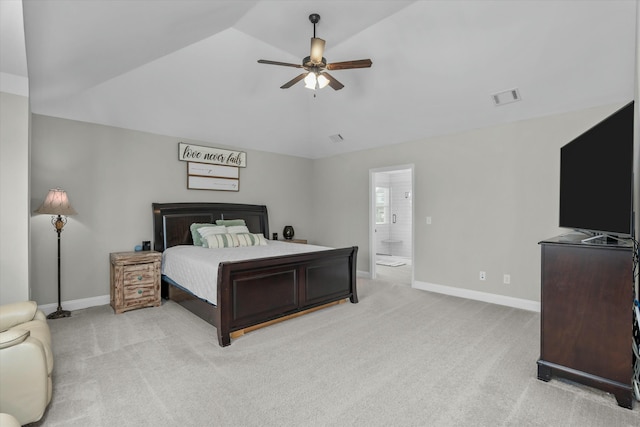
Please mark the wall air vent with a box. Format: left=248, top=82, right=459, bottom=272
left=491, top=88, right=521, bottom=106
left=329, top=134, right=344, bottom=143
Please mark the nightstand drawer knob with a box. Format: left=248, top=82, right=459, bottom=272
left=138, top=289, right=143, bottom=295
left=137, top=275, right=142, bottom=281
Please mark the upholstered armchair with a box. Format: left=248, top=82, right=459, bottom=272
left=0, top=301, right=53, bottom=425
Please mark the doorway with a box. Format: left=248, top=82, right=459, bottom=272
left=369, top=165, right=414, bottom=286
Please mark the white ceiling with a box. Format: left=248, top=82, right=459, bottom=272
left=2, top=0, right=637, bottom=159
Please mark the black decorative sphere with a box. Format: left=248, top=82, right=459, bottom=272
left=283, top=225, right=294, bottom=240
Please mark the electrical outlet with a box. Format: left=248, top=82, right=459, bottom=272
left=426, top=216, right=432, bottom=225
left=503, top=274, right=511, bottom=284
left=479, top=271, right=486, bottom=281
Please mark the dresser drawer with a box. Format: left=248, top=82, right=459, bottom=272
left=123, top=263, right=156, bottom=287
left=123, top=283, right=156, bottom=302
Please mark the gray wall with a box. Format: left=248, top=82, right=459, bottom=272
left=28, top=102, right=630, bottom=307
left=30, top=115, right=314, bottom=304
left=0, top=92, right=30, bottom=304
left=310, top=103, right=626, bottom=302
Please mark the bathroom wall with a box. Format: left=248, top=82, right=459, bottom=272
left=389, top=170, right=412, bottom=258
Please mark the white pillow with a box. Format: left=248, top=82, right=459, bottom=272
left=204, top=233, right=239, bottom=248
left=226, top=225, right=250, bottom=234
left=236, top=233, right=267, bottom=247
left=197, top=226, right=227, bottom=247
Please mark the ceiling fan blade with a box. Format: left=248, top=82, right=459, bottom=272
left=326, top=59, right=372, bottom=71
left=280, top=73, right=308, bottom=89
left=258, top=59, right=303, bottom=68
left=322, top=72, right=344, bottom=91
left=310, top=38, right=325, bottom=64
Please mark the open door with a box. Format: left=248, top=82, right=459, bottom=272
left=369, top=165, right=414, bottom=286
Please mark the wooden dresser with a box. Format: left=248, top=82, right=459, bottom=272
left=110, top=251, right=162, bottom=314
left=537, top=234, right=634, bottom=408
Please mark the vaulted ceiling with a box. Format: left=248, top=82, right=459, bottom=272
left=2, top=0, right=637, bottom=158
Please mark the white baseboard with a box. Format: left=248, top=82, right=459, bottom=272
left=413, top=280, right=540, bottom=312
left=37, top=281, right=540, bottom=315
left=39, top=295, right=110, bottom=315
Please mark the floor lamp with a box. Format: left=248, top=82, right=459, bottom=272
left=35, top=188, right=77, bottom=319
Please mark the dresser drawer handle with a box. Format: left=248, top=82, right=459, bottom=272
left=137, top=275, right=142, bottom=281
left=137, top=289, right=143, bottom=295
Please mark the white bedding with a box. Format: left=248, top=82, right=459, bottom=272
left=162, top=241, right=333, bottom=305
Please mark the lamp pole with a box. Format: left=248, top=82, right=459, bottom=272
left=47, top=215, right=70, bottom=319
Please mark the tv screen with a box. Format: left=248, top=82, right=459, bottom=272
left=559, top=101, right=634, bottom=237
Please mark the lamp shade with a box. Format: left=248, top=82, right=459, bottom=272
left=35, top=189, right=77, bottom=216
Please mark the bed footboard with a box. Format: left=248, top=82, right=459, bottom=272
left=216, top=246, right=358, bottom=346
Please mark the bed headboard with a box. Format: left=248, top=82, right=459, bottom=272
left=152, top=202, right=270, bottom=252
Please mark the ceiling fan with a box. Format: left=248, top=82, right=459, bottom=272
left=257, top=13, right=372, bottom=91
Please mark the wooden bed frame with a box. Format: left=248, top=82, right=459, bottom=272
left=152, top=202, right=358, bottom=347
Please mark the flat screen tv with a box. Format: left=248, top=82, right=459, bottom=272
left=559, top=101, right=634, bottom=241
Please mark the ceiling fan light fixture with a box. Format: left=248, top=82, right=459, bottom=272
left=304, top=72, right=317, bottom=90
left=317, top=74, right=330, bottom=89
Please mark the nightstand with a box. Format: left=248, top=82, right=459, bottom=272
left=282, top=239, right=307, bottom=244
left=110, top=251, right=161, bottom=314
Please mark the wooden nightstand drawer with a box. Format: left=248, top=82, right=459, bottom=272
left=123, top=284, right=156, bottom=302
left=110, top=251, right=161, bottom=314
left=123, top=263, right=156, bottom=287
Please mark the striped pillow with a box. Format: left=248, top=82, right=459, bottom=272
left=197, top=226, right=228, bottom=247
left=204, top=233, right=239, bottom=248
left=226, top=225, right=250, bottom=234
left=236, top=233, right=267, bottom=247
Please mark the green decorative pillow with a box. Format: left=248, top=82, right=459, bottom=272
left=236, top=233, right=267, bottom=247
left=190, top=223, right=214, bottom=246
left=215, top=219, right=246, bottom=226
left=204, top=233, right=239, bottom=248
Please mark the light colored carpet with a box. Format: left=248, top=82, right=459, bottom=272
left=30, top=278, right=639, bottom=426
left=375, top=265, right=412, bottom=286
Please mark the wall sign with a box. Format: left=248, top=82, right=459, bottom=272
left=178, top=142, right=246, bottom=167
left=188, top=162, right=239, bottom=178
left=187, top=162, right=239, bottom=191
left=188, top=175, right=239, bottom=191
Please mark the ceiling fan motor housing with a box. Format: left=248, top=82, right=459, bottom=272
left=303, top=56, right=327, bottom=69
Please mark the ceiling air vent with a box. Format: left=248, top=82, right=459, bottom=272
left=329, top=134, right=344, bottom=143
left=491, top=88, right=521, bottom=106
